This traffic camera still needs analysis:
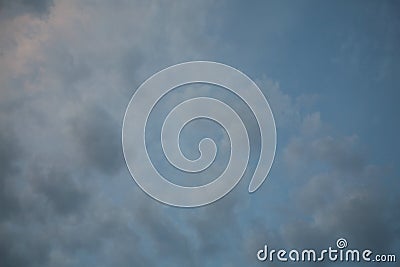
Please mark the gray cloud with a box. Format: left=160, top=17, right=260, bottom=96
left=70, top=105, right=123, bottom=175
left=32, top=166, right=89, bottom=215
left=0, top=1, right=399, bottom=267
left=0, top=1, right=230, bottom=266
left=243, top=78, right=400, bottom=266
left=276, top=109, right=400, bottom=265
left=0, top=119, right=23, bottom=222
left=0, top=0, right=53, bottom=18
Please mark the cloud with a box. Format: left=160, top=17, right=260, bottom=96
left=0, top=1, right=399, bottom=267
left=243, top=78, right=399, bottom=267
left=278, top=103, right=399, bottom=265
left=0, top=119, right=23, bottom=222
left=69, top=104, right=123, bottom=175
left=281, top=167, right=399, bottom=254
left=0, top=0, right=226, bottom=266
left=0, top=0, right=53, bottom=18
left=284, top=134, right=366, bottom=174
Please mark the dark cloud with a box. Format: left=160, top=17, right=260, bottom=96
left=0, top=0, right=53, bottom=17
left=0, top=119, right=23, bottom=221
left=32, top=166, right=89, bottom=215
left=0, top=1, right=228, bottom=266
left=0, top=228, right=50, bottom=267
left=70, top=105, right=124, bottom=175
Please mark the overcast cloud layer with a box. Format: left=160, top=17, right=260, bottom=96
left=0, top=1, right=399, bottom=266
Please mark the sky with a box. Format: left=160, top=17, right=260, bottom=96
left=0, top=0, right=399, bottom=266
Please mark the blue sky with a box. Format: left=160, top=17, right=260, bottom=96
left=0, top=0, right=399, bottom=266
